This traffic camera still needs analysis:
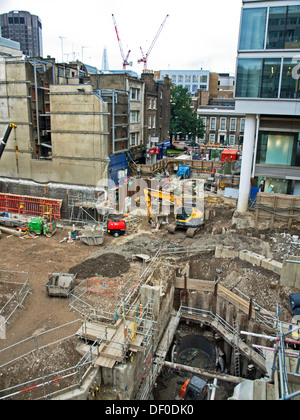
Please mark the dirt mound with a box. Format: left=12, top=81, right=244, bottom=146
left=69, top=253, right=130, bottom=279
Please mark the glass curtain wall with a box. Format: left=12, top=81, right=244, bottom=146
left=236, top=57, right=300, bottom=98
left=239, top=5, right=300, bottom=51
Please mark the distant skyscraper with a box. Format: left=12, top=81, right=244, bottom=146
left=0, top=10, right=43, bottom=57
left=102, top=47, right=109, bottom=71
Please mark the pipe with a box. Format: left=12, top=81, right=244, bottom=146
left=251, top=115, right=260, bottom=179
left=163, top=360, right=245, bottom=384
left=210, top=378, right=218, bottom=400
left=251, top=344, right=299, bottom=358
left=279, top=389, right=300, bottom=401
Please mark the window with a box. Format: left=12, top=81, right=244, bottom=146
left=281, top=58, right=300, bottom=98
left=240, top=119, right=245, bottom=132
left=210, top=117, right=216, bottom=131
left=130, top=111, right=139, bottom=123
left=200, top=117, right=207, bottom=129
left=193, top=75, right=198, bottom=83
left=149, top=98, right=152, bottom=109
left=230, top=118, right=237, bottom=132
left=171, top=75, right=177, bottom=82
left=220, top=118, right=226, bottom=131
left=152, top=115, right=156, bottom=129
left=267, top=6, right=300, bottom=49
left=148, top=115, right=152, bottom=129
left=152, top=99, right=156, bottom=109
left=261, top=58, right=281, bottom=98
left=130, top=132, right=139, bottom=147
left=185, top=75, right=191, bottom=83
left=130, top=88, right=140, bottom=100
left=178, top=75, right=183, bottom=83
left=267, top=7, right=287, bottom=49
left=236, top=58, right=262, bottom=97
left=256, top=132, right=296, bottom=166
left=239, top=7, right=267, bottom=50
left=229, top=135, right=235, bottom=145
left=200, top=75, right=207, bottom=83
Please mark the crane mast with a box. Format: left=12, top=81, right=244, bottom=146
left=138, top=14, right=169, bottom=70
left=112, top=14, right=132, bottom=70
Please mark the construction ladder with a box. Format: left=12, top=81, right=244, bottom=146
left=233, top=317, right=241, bottom=378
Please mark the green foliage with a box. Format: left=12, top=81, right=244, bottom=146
left=170, top=85, right=204, bottom=141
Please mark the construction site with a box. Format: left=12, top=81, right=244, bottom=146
left=0, top=166, right=300, bottom=402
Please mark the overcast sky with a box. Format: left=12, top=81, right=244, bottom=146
left=0, top=0, right=242, bottom=75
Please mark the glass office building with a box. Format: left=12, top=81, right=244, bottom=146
left=159, top=70, right=210, bottom=95
left=0, top=10, right=43, bottom=57
left=235, top=1, right=300, bottom=211
left=236, top=4, right=300, bottom=99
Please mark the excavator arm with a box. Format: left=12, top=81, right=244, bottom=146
left=0, top=123, right=17, bottom=159
left=144, top=188, right=183, bottom=220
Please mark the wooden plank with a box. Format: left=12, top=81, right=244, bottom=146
left=175, top=278, right=255, bottom=317
left=76, top=322, right=115, bottom=341
left=175, top=277, right=214, bottom=292
left=155, top=313, right=180, bottom=358
left=94, top=319, right=138, bottom=367
left=95, top=356, right=116, bottom=368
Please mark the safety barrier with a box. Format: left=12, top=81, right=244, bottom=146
left=0, top=193, right=62, bottom=219
left=0, top=270, right=30, bottom=327
left=0, top=319, right=90, bottom=400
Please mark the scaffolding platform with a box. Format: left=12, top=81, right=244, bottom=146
left=77, top=318, right=146, bottom=369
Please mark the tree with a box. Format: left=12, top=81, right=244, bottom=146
left=170, top=85, right=204, bottom=143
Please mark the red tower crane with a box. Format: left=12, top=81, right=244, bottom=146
left=138, top=14, right=169, bottom=71
left=112, top=13, right=132, bottom=70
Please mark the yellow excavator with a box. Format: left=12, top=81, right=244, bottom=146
left=143, top=188, right=204, bottom=238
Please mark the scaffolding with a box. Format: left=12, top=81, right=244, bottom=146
left=67, top=191, right=106, bottom=226
left=97, top=89, right=130, bottom=155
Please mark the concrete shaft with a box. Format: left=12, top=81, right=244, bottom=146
left=237, top=114, right=256, bottom=213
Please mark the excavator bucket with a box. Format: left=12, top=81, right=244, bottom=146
left=80, top=227, right=104, bottom=246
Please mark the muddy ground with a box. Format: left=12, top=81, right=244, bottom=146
left=0, top=201, right=300, bottom=399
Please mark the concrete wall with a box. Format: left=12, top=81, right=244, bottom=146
left=0, top=58, right=110, bottom=188
left=49, top=84, right=110, bottom=186
left=280, top=255, right=300, bottom=288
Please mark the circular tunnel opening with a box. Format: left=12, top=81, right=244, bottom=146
left=173, top=334, right=216, bottom=369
